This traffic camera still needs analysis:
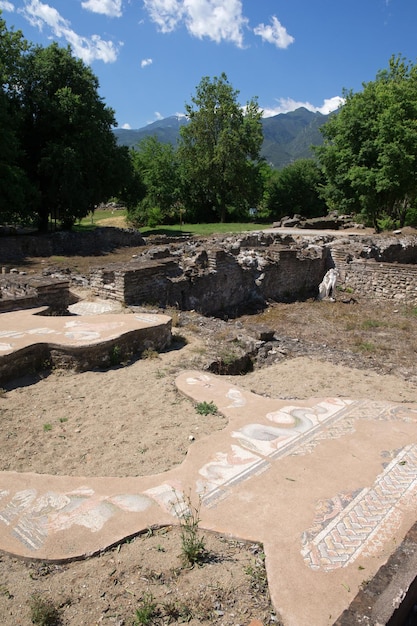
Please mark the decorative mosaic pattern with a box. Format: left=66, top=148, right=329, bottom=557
left=1, top=369, right=417, bottom=571
left=301, top=444, right=417, bottom=570
left=0, top=487, right=151, bottom=551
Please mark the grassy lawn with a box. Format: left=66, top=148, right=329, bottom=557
left=75, top=210, right=271, bottom=236
left=139, top=222, right=271, bottom=236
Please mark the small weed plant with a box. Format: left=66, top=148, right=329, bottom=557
left=142, top=347, right=159, bottom=360
left=134, top=592, right=158, bottom=625
left=109, top=344, right=122, bottom=366
left=43, top=423, right=52, bottom=432
left=195, top=401, right=217, bottom=416
left=29, top=593, right=60, bottom=626
left=245, top=549, right=269, bottom=594
left=177, top=493, right=206, bottom=566
left=356, top=340, right=376, bottom=352
left=361, top=319, right=382, bottom=329
left=162, top=600, right=193, bottom=623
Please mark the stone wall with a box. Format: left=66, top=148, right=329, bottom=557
left=0, top=228, right=145, bottom=262
left=329, top=238, right=417, bottom=304
left=335, top=258, right=417, bottom=304
left=90, top=241, right=328, bottom=315
left=0, top=275, right=70, bottom=313
left=0, top=318, right=172, bottom=385
left=2, top=230, right=417, bottom=313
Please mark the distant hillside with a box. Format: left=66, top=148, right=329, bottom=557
left=113, top=107, right=329, bottom=169
left=114, top=115, right=188, bottom=149
left=261, top=107, right=328, bottom=168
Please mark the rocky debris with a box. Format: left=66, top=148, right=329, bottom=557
left=274, top=212, right=364, bottom=230
left=171, top=308, right=405, bottom=380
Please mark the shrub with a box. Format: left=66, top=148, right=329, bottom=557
left=195, top=401, right=217, bottom=416
left=29, top=593, right=60, bottom=626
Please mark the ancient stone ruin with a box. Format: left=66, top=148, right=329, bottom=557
left=1, top=230, right=417, bottom=316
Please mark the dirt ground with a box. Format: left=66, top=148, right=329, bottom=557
left=1, top=242, right=417, bottom=625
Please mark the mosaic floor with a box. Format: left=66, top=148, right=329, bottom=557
left=1, top=370, right=417, bottom=625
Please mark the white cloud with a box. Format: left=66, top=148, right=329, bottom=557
left=141, top=57, right=153, bottom=68
left=0, top=1, right=15, bottom=11
left=81, top=0, right=123, bottom=18
left=19, top=0, right=120, bottom=63
left=143, top=0, right=184, bottom=33
left=262, top=96, right=344, bottom=118
left=143, top=0, right=248, bottom=47
left=184, top=0, right=248, bottom=47
left=121, top=122, right=131, bottom=129
left=254, top=15, right=294, bottom=49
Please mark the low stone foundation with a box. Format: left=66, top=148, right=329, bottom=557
left=0, top=310, right=172, bottom=385
left=90, top=237, right=327, bottom=315
left=0, top=227, right=145, bottom=261
left=0, top=275, right=71, bottom=314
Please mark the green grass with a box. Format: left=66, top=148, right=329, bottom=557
left=73, top=208, right=128, bottom=231
left=74, top=213, right=270, bottom=236
left=195, top=401, right=218, bottom=416
left=139, top=222, right=271, bottom=237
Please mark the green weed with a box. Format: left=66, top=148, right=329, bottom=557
left=142, top=347, right=159, bottom=359
left=177, top=494, right=206, bottom=566
left=162, top=600, right=193, bottom=623
left=109, top=344, right=122, bottom=366
left=195, top=401, right=217, bottom=416
left=245, top=549, right=268, bottom=594
left=356, top=341, right=376, bottom=352
left=361, top=319, right=383, bottom=329
left=134, top=593, right=159, bottom=625
left=43, top=423, right=52, bottom=432
left=29, top=593, right=60, bottom=626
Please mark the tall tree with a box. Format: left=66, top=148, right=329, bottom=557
left=0, top=13, right=33, bottom=223
left=316, top=55, right=417, bottom=230
left=263, top=159, right=327, bottom=220
left=127, top=136, right=180, bottom=227
left=18, top=43, right=131, bottom=230
left=178, top=73, right=263, bottom=223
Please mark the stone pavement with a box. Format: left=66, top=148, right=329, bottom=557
left=0, top=306, right=172, bottom=383
left=1, top=370, right=417, bottom=625
left=0, top=305, right=168, bottom=355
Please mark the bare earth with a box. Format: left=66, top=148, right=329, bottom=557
left=1, top=257, right=417, bottom=625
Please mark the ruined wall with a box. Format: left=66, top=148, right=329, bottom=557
left=329, top=237, right=417, bottom=304
left=0, top=275, right=70, bottom=313
left=89, top=241, right=328, bottom=315
left=0, top=318, right=172, bottom=384
left=0, top=228, right=145, bottom=262
left=334, top=257, right=417, bottom=304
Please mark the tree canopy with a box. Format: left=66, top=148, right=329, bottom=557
left=262, top=159, right=327, bottom=221
left=127, top=136, right=180, bottom=227
left=178, top=73, right=264, bottom=223
left=0, top=15, right=31, bottom=223
left=0, top=14, right=136, bottom=231
left=316, top=55, right=417, bottom=229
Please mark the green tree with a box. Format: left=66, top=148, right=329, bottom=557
left=263, top=159, right=327, bottom=220
left=127, top=136, right=180, bottom=227
left=18, top=43, right=131, bottom=230
left=316, top=55, right=417, bottom=230
left=0, top=13, right=33, bottom=223
left=178, top=73, right=264, bottom=223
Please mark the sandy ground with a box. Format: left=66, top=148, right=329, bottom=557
left=1, top=301, right=417, bottom=625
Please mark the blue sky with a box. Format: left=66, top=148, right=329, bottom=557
left=1, top=1, right=416, bottom=129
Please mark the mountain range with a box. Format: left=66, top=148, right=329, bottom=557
left=113, top=107, right=329, bottom=169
